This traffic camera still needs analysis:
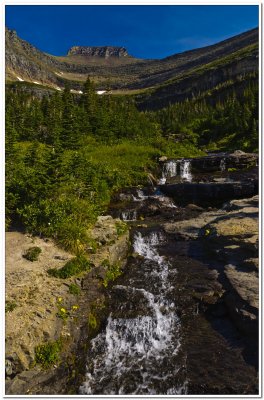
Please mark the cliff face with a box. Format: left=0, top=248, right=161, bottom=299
left=67, top=46, right=129, bottom=58
left=5, top=28, right=61, bottom=86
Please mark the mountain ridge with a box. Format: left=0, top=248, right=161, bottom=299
left=5, top=26, right=258, bottom=109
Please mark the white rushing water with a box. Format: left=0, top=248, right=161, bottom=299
left=159, top=159, right=192, bottom=184
left=79, top=231, right=186, bottom=395
left=120, top=210, right=137, bottom=221
left=220, top=158, right=226, bottom=172
left=132, top=189, right=149, bottom=202
left=180, top=160, right=192, bottom=181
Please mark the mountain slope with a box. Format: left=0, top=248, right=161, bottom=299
left=6, top=27, right=258, bottom=107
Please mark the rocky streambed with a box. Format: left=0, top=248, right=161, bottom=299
left=5, top=150, right=259, bottom=395
left=80, top=150, right=258, bottom=395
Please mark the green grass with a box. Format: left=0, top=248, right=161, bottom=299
left=69, top=283, right=81, bottom=295
left=23, top=246, right=42, bottom=262
left=115, top=220, right=128, bottom=237
left=5, top=301, right=17, bottom=313
left=48, top=255, right=91, bottom=279
left=35, top=339, right=63, bottom=369
left=102, top=260, right=122, bottom=287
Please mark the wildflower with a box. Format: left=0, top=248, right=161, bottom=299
left=72, top=305, right=79, bottom=311
left=57, top=297, right=63, bottom=303
left=60, top=307, right=66, bottom=313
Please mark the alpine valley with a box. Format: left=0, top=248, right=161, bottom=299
left=5, top=25, right=259, bottom=396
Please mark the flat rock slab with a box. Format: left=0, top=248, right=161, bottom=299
left=225, top=265, right=258, bottom=309
left=160, top=181, right=257, bottom=206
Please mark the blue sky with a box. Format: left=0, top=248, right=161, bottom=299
left=5, top=5, right=259, bottom=59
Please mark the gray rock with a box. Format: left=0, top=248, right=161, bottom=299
left=5, top=359, right=13, bottom=376
left=224, top=264, right=258, bottom=309
left=67, top=46, right=129, bottom=58
left=160, top=180, right=257, bottom=207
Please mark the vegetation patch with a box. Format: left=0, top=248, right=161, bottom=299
left=35, top=339, right=63, bottom=369
left=69, top=283, right=81, bottom=295
left=56, top=306, right=69, bottom=321
left=48, top=255, right=91, bottom=279
left=102, top=260, right=122, bottom=287
left=115, top=220, right=128, bottom=237
left=87, top=311, right=98, bottom=330
left=5, top=300, right=17, bottom=313
left=23, top=246, right=42, bottom=262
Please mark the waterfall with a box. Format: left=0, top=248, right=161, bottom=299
left=132, top=189, right=148, bottom=201
left=159, top=160, right=178, bottom=184
left=79, top=231, right=186, bottom=395
left=163, top=160, right=178, bottom=178
left=120, top=210, right=137, bottom=221
left=220, top=158, right=226, bottom=172
left=180, top=160, right=192, bottom=182
left=159, top=159, right=192, bottom=184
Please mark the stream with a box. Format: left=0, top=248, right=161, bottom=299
left=79, top=154, right=258, bottom=395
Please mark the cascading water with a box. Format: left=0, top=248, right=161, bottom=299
left=164, top=160, right=178, bottom=178
left=159, top=160, right=178, bottom=184
left=120, top=210, right=137, bottom=221
left=79, top=231, right=187, bottom=395
left=132, top=189, right=149, bottom=202
left=159, top=159, right=192, bottom=184
left=180, top=160, right=192, bottom=182
left=220, top=158, right=226, bottom=172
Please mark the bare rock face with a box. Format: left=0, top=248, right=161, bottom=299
left=67, top=46, right=130, bottom=58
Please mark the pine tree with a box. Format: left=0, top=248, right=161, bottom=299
left=61, top=84, right=80, bottom=149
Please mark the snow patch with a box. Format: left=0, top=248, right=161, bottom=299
left=97, top=90, right=106, bottom=95
left=16, top=76, right=24, bottom=82
left=33, top=81, right=40, bottom=85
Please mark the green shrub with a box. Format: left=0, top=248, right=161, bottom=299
left=115, top=220, right=128, bottom=237
left=5, top=301, right=17, bottom=313
left=103, top=262, right=122, bottom=287
left=56, top=221, right=89, bottom=255
left=88, top=312, right=97, bottom=330
left=69, top=283, right=81, bottom=295
left=23, top=246, right=42, bottom=261
left=35, top=339, right=62, bottom=369
left=48, top=255, right=91, bottom=279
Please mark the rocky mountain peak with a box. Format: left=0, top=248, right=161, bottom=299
left=67, top=46, right=130, bottom=58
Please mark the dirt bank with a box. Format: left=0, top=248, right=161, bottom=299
left=5, top=216, right=130, bottom=395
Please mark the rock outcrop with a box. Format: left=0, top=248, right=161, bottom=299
left=163, top=195, right=258, bottom=335
left=204, top=196, right=258, bottom=334
left=67, top=46, right=129, bottom=58
left=160, top=180, right=257, bottom=207
left=159, top=152, right=258, bottom=206
left=191, top=150, right=258, bottom=172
